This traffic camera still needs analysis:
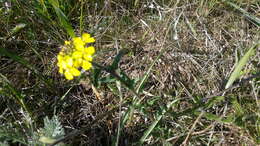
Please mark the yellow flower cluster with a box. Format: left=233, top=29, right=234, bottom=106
left=57, top=33, right=95, bottom=80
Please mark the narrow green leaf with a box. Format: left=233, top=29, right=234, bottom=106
left=100, top=76, right=117, bottom=83
left=38, top=0, right=50, bottom=17
left=48, top=0, right=75, bottom=37
left=0, top=47, right=54, bottom=90
left=205, top=96, right=225, bottom=109
left=107, top=83, right=119, bottom=95
left=0, top=73, right=24, bottom=101
left=48, top=0, right=59, bottom=7
left=140, top=114, right=163, bottom=143
left=231, top=97, right=244, bottom=115
left=122, top=46, right=169, bottom=128
left=0, top=73, right=31, bottom=115
left=140, top=99, right=180, bottom=144
left=225, top=43, right=258, bottom=89
left=91, top=68, right=101, bottom=87
left=136, top=47, right=168, bottom=93
left=198, top=112, right=234, bottom=124
left=119, top=70, right=135, bottom=89
left=10, top=23, right=26, bottom=35
left=203, top=112, right=221, bottom=121
left=223, top=0, right=260, bottom=26
left=110, top=49, right=128, bottom=70
left=134, top=0, right=139, bottom=8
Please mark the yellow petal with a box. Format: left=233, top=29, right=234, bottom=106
left=71, top=68, right=81, bottom=76
left=82, top=61, right=92, bottom=70
left=66, top=57, right=73, bottom=67
left=85, top=46, right=95, bottom=55
left=58, top=60, right=67, bottom=69
left=57, top=54, right=64, bottom=62
left=85, top=37, right=95, bottom=43
left=73, top=37, right=85, bottom=46
left=58, top=68, right=64, bottom=74
left=74, top=58, right=83, bottom=67
left=72, top=51, right=83, bottom=59
left=82, top=33, right=90, bottom=41
left=64, top=71, right=73, bottom=80
left=75, top=44, right=84, bottom=51
left=64, top=40, right=71, bottom=45
left=82, top=33, right=95, bottom=43
left=83, top=54, right=93, bottom=61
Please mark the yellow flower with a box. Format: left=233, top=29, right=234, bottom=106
left=72, top=51, right=83, bottom=59
left=57, top=59, right=67, bottom=69
left=73, top=37, right=84, bottom=46
left=59, top=68, right=64, bottom=74
left=65, top=40, right=71, bottom=45
left=65, top=57, right=73, bottom=67
left=82, top=61, right=92, bottom=70
left=83, top=54, right=93, bottom=61
left=57, top=54, right=63, bottom=62
left=57, top=33, right=95, bottom=80
left=73, top=37, right=85, bottom=51
left=70, top=68, right=81, bottom=76
left=82, top=33, right=90, bottom=40
left=84, top=46, right=95, bottom=55
left=75, top=44, right=84, bottom=51
left=64, top=71, right=74, bottom=80
left=82, top=33, right=95, bottom=43
left=74, top=58, right=83, bottom=68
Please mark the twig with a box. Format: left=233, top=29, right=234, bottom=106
left=181, top=111, right=204, bottom=145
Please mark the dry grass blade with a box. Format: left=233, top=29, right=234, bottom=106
left=1, top=0, right=260, bottom=145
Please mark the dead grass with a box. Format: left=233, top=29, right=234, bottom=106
left=0, top=0, right=259, bottom=145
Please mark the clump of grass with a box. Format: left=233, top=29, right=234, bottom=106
left=0, top=0, right=259, bottom=145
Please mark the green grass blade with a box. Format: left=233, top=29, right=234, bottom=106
left=38, top=0, right=50, bottom=18
left=231, top=97, right=244, bottom=115
left=0, top=47, right=54, bottom=90
left=48, top=0, right=75, bottom=37
left=91, top=68, right=101, bottom=87
left=0, top=73, right=31, bottom=116
left=140, top=99, right=180, bottom=144
left=225, top=43, right=258, bottom=89
left=79, top=0, right=84, bottom=34
left=134, top=0, right=139, bottom=7
left=223, top=1, right=260, bottom=27
left=140, top=114, right=163, bottom=144
left=136, top=47, right=168, bottom=94
left=122, top=46, right=168, bottom=127
left=114, top=81, right=123, bottom=146
left=0, top=73, right=24, bottom=102
left=204, top=96, right=225, bottom=109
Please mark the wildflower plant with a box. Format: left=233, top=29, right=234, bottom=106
left=57, top=33, right=95, bottom=80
